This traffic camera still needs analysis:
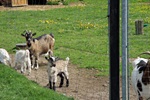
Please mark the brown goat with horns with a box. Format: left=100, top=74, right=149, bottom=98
left=21, top=30, right=55, bottom=69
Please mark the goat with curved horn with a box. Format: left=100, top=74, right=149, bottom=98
left=139, top=51, right=150, bottom=56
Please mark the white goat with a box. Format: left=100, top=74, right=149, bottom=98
left=45, top=56, right=69, bottom=91
left=0, top=48, right=11, bottom=66
left=14, top=50, right=31, bottom=75
left=131, top=56, right=150, bottom=100
left=21, top=30, right=55, bottom=69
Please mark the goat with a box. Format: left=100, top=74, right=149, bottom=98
left=0, top=48, right=11, bottom=66
left=45, top=56, right=69, bottom=91
left=14, top=49, right=31, bottom=75
left=131, top=51, right=150, bottom=100
left=21, top=30, right=55, bottom=69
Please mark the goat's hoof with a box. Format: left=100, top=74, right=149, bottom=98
left=34, top=67, right=38, bottom=70
left=21, top=71, right=23, bottom=74
left=14, top=67, right=17, bottom=70
left=28, top=73, right=31, bottom=76
left=59, top=85, right=63, bottom=88
left=31, top=66, right=34, bottom=69
left=49, top=87, right=52, bottom=89
left=66, top=84, right=69, bottom=87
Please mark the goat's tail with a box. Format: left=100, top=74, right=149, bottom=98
left=65, top=57, right=70, bottom=67
left=66, top=57, right=69, bottom=61
left=50, top=33, right=54, bottom=38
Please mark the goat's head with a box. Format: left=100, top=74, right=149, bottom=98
left=45, top=56, right=56, bottom=67
left=21, top=30, right=36, bottom=47
left=141, top=60, right=150, bottom=85
left=21, top=30, right=36, bottom=41
left=138, top=51, right=150, bottom=85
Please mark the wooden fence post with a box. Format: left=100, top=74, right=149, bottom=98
left=135, top=20, right=143, bottom=35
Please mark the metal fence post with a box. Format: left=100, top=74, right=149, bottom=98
left=122, top=0, right=129, bottom=100
left=108, top=0, right=120, bottom=100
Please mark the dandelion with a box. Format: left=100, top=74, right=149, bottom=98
left=45, top=20, right=49, bottom=24
left=39, top=19, right=56, bottom=24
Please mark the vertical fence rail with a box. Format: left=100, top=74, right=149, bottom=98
left=108, top=0, right=120, bottom=100
left=122, top=0, right=129, bottom=100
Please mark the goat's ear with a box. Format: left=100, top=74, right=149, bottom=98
left=33, top=39, right=35, bottom=42
left=50, top=57, right=55, bottom=62
left=45, top=56, right=49, bottom=60
left=53, top=64, right=56, bottom=67
left=32, top=33, right=36, bottom=36
left=21, top=34, right=25, bottom=37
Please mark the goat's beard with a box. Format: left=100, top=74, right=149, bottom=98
left=27, top=42, right=31, bottom=47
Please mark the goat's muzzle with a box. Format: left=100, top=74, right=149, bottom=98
left=52, top=63, right=56, bottom=67
left=27, top=40, right=31, bottom=47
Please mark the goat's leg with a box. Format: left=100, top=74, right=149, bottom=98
left=139, top=97, right=143, bottom=100
left=137, top=90, right=143, bottom=100
left=63, top=72, right=69, bottom=87
left=50, top=50, right=53, bottom=57
left=14, top=62, right=18, bottom=70
left=52, top=75, right=57, bottom=91
left=2, top=59, right=6, bottom=65
left=45, top=50, right=52, bottom=57
left=47, top=49, right=53, bottom=57
left=49, top=80, right=52, bottom=89
left=66, top=79, right=69, bottom=87
left=34, top=56, right=39, bottom=70
left=21, top=62, right=25, bottom=74
left=7, top=59, right=11, bottom=67
left=53, top=82, right=56, bottom=91
left=21, top=66, right=23, bottom=73
left=30, top=54, right=34, bottom=69
left=28, top=63, right=31, bottom=75
left=24, top=63, right=27, bottom=74
left=59, top=73, right=64, bottom=87
left=49, top=82, right=56, bottom=91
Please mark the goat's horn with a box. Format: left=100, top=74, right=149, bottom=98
left=139, top=51, right=150, bottom=56
left=23, top=30, right=28, bottom=33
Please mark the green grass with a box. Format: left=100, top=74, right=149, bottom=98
left=128, top=0, right=150, bottom=58
left=0, top=64, right=73, bottom=100
left=0, top=0, right=150, bottom=99
left=0, top=0, right=150, bottom=76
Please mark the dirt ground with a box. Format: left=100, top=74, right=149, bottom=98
left=0, top=2, right=85, bottom=11
left=10, top=54, right=137, bottom=100
left=4, top=3, right=136, bottom=100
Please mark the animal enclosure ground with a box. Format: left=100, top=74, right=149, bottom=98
left=3, top=3, right=139, bottom=99
left=10, top=54, right=137, bottom=100
left=0, top=2, right=85, bottom=11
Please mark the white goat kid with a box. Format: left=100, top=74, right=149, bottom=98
left=131, top=56, right=150, bottom=100
left=0, top=48, right=11, bottom=66
left=15, top=50, right=31, bottom=75
left=45, top=56, right=69, bottom=91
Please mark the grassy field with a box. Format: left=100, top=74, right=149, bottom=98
left=129, top=0, right=150, bottom=57
left=0, top=0, right=150, bottom=99
left=0, top=64, right=73, bottom=100
left=0, top=0, right=150, bottom=74
left=0, top=0, right=109, bottom=75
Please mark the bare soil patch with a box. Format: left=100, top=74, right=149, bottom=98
left=0, top=2, right=85, bottom=11
left=10, top=54, right=136, bottom=100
